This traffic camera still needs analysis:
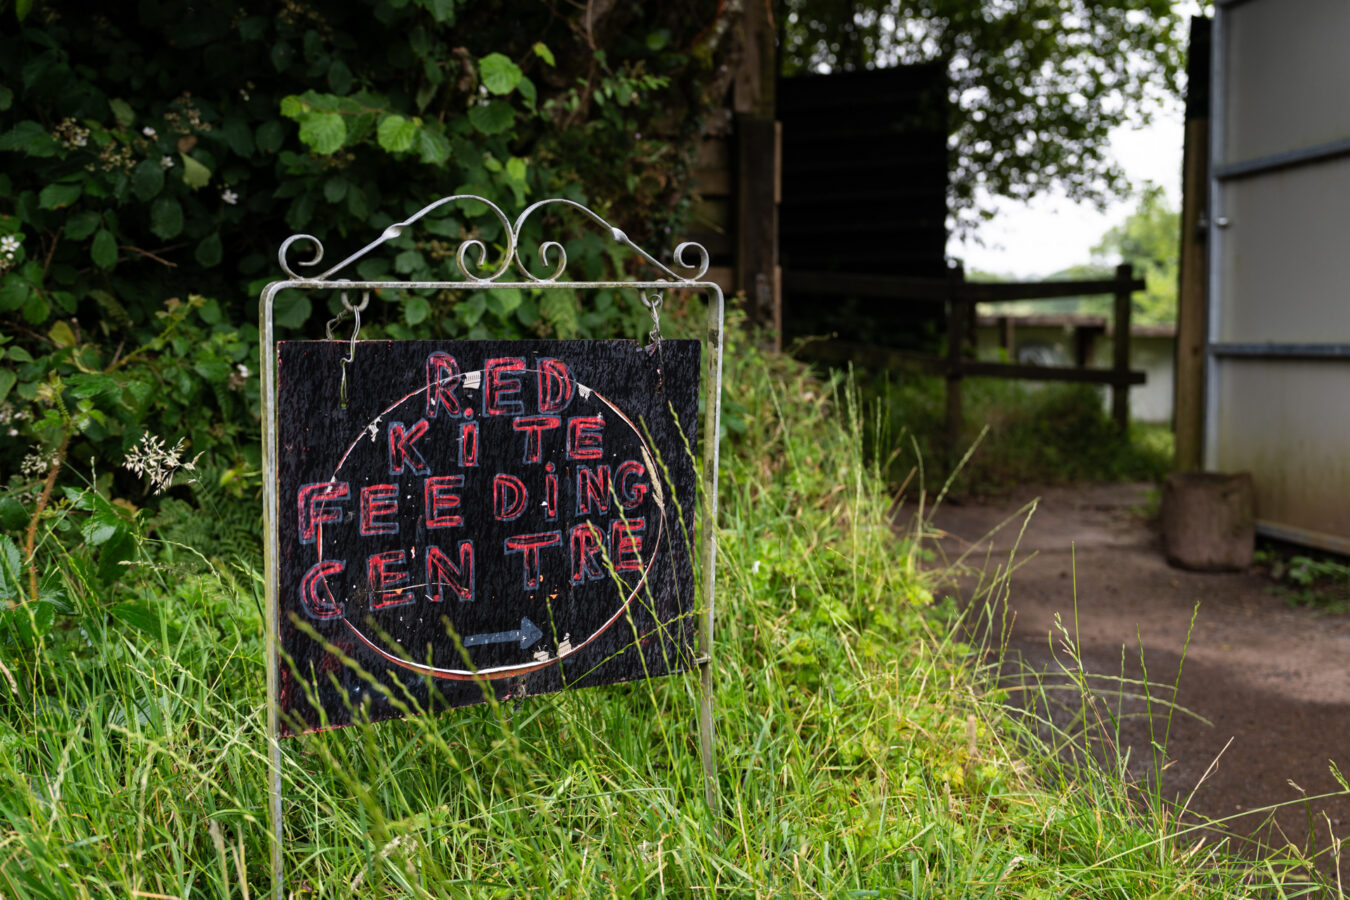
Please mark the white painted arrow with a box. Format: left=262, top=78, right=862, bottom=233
left=463, top=617, right=544, bottom=650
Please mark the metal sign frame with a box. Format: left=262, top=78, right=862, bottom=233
left=258, top=195, right=724, bottom=898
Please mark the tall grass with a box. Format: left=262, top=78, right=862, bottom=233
left=0, top=324, right=1339, bottom=897
left=857, top=371, right=1173, bottom=495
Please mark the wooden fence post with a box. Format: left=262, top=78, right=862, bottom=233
left=1111, top=263, right=1134, bottom=431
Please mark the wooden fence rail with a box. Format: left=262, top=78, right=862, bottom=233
left=788, top=263, right=1147, bottom=454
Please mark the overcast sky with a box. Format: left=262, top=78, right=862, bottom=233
left=950, top=110, right=1186, bottom=279
left=950, top=0, right=1202, bottom=280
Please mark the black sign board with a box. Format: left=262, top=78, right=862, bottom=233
left=275, top=339, right=699, bottom=735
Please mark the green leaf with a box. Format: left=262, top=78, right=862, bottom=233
left=323, top=176, right=348, bottom=203
left=67, top=373, right=118, bottom=398
left=279, top=95, right=304, bottom=119
left=64, top=210, right=101, bottom=241
left=39, top=183, right=82, bottom=210
left=96, top=530, right=136, bottom=586
left=541, top=290, right=579, bottom=338
left=195, top=232, right=222, bottom=268
left=479, top=53, right=523, bottom=95
left=256, top=119, right=285, bottom=154
left=467, top=101, right=514, bottom=136
left=91, top=229, right=118, bottom=268
left=15, top=0, right=34, bottom=21
left=132, top=159, right=164, bottom=201
left=109, top=98, right=136, bottom=127
left=376, top=115, right=418, bottom=153
left=532, top=42, right=555, bottom=66
left=404, top=295, right=430, bottom=326
left=516, top=77, right=536, bottom=109
left=328, top=59, right=354, bottom=95
left=422, top=0, right=456, bottom=23
left=221, top=116, right=255, bottom=157
left=0, top=276, right=31, bottom=312
left=457, top=292, right=486, bottom=327
left=109, top=600, right=167, bottom=639
left=0, top=497, right=25, bottom=532
left=82, top=508, right=124, bottom=547
left=415, top=129, right=451, bottom=165
left=298, top=112, right=346, bottom=154
left=0, top=121, right=58, bottom=157
left=21, top=291, right=48, bottom=325
left=505, top=156, right=527, bottom=182
left=415, top=80, right=438, bottom=112
left=0, top=86, right=13, bottom=112
left=0, top=369, right=14, bottom=406
left=393, top=249, right=425, bottom=274
left=0, top=536, right=21, bottom=601
left=47, top=320, right=75, bottom=348
left=180, top=153, right=211, bottom=189
left=274, top=291, right=312, bottom=328
left=486, top=288, right=523, bottom=318
left=0, top=600, right=55, bottom=644
left=149, top=195, right=184, bottom=240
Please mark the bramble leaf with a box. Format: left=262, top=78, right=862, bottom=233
left=479, top=53, right=523, bottom=95
left=376, top=115, right=418, bottom=153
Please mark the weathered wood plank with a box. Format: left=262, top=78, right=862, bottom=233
left=275, top=340, right=700, bottom=735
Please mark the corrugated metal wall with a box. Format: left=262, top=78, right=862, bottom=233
left=1208, top=0, right=1350, bottom=551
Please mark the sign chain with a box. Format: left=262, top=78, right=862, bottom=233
left=326, top=290, right=370, bottom=408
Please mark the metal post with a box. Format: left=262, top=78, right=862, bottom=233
left=259, top=284, right=285, bottom=900
left=1111, top=263, right=1133, bottom=432
left=697, top=286, right=725, bottom=828
left=1204, top=6, right=1228, bottom=471
left=944, top=269, right=967, bottom=459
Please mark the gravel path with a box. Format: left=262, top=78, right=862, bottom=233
left=922, top=483, right=1350, bottom=877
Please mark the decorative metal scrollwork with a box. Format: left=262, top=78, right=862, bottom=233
left=276, top=195, right=710, bottom=285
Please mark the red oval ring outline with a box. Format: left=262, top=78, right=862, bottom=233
left=311, top=366, right=667, bottom=681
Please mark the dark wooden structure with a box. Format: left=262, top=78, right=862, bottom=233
left=778, top=64, right=949, bottom=349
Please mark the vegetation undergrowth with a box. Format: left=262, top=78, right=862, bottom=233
left=857, top=371, right=1173, bottom=497
left=0, top=317, right=1338, bottom=897
left=1256, top=541, right=1350, bottom=614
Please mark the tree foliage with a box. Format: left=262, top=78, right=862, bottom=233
left=1091, top=181, right=1178, bottom=324
left=781, top=0, right=1191, bottom=232
left=0, top=0, right=737, bottom=620
left=0, top=0, right=731, bottom=514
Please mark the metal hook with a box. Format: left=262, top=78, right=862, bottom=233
left=337, top=291, right=369, bottom=408
left=640, top=289, right=664, bottom=348
left=640, top=289, right=665, bottom=392
left=324, top=283, right=366, bottom=340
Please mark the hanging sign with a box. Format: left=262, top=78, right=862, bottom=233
left=275, top=338, right=699, bottom=735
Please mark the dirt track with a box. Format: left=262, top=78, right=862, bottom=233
left=923, top=484, right=1350, bottom=876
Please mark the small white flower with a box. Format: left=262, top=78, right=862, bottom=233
left=236, top=363, right=251, bottom=378
left=142, top=126, right=157, bottom=138
left=0, top=235, right=19, bottom=255
left=123, top=434, right=202, bottom=494
left=160, top=155, right=174, bottom=169
left=6, top=428, right=16, bottom=437
left=221, top=188, right=239, bottom=206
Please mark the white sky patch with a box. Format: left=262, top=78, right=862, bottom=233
left=951, top=0, right=1204, bottom=279
left=951, top=112, right=1186, bottom=279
